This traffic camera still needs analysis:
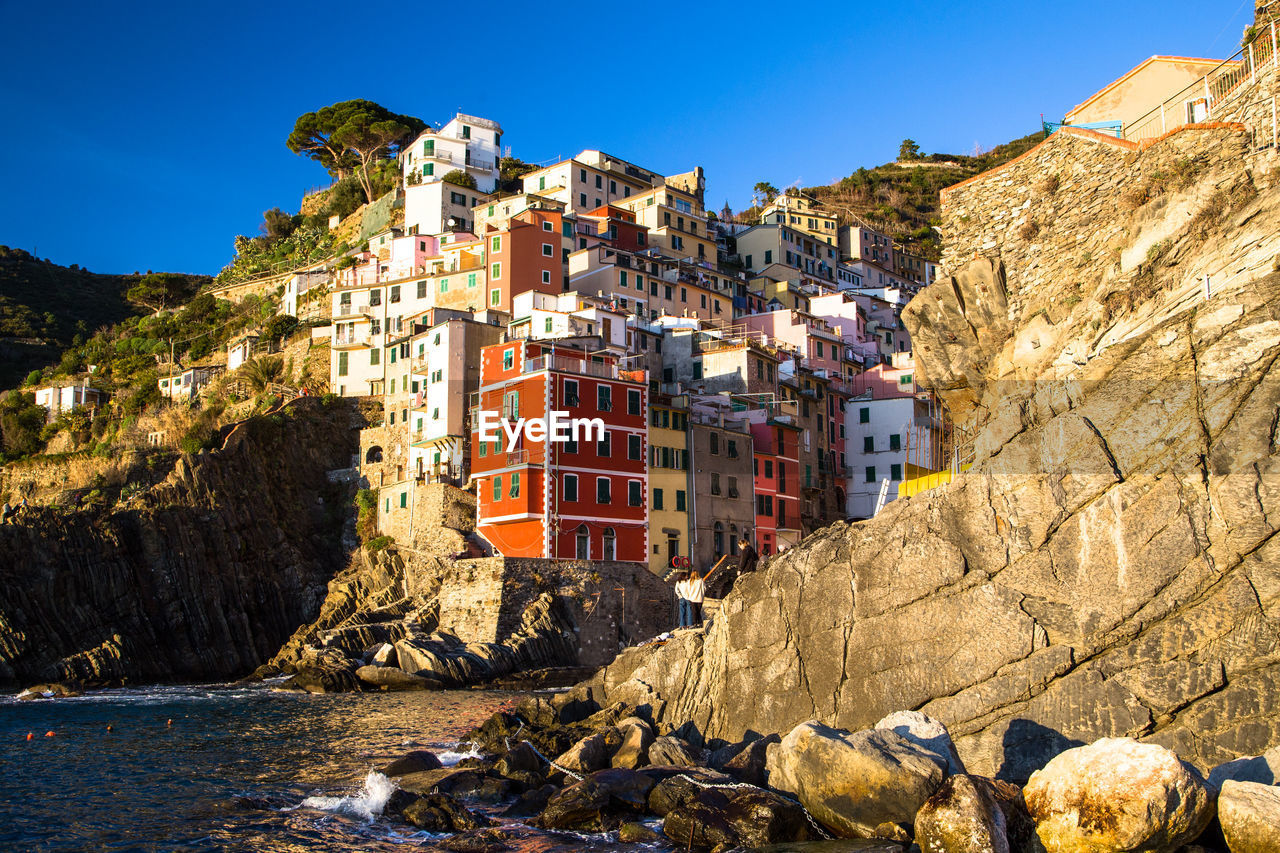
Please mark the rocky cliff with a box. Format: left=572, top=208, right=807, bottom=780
left=588, top=124, right=1280, bottom=778
left=0, top=398, right=359, bottom=687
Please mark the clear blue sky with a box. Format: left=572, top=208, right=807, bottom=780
left=0, top=0, right=1255, bottom=276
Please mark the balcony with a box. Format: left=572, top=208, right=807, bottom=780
left=332, top=332, right=373, bottom=349
left=524, top=355, right=625, bottom=381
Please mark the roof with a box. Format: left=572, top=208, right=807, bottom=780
left=1066, top=55, right=1228, bottom=120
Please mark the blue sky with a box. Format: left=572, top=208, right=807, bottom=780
left=0, top=0, right=1256, bottom=275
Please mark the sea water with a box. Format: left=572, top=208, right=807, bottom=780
left=0, top=683, right=520, bottom=851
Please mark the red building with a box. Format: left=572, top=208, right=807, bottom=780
left=749, top=415, right=803, bottom=555
left=471, top=340, right=648, bottom=562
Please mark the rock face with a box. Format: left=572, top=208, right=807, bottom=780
left=765, top=720, right=946, bottom=838
left=585, top=123, right=1280, bottom=777
left=1022, top=738, right=1214, bottom=852
left=0, top=399, right=358, bottom=687
left=1218, top=779, right=1280, bottom=853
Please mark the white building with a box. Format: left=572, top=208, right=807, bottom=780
left=401, top=113, right=503, bottom=237
left=158, top=366, right=224, bottom=402
left=843, top=356, right=940, bottom=518
left=282, top=269, right=329, bottom=319
left=507, top=291, right=629, bottom=354
left=33, top=380, right=103, bottom=422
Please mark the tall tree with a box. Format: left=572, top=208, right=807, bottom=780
left=753, top=182, right=780, bottom=206
left=126, top=273, right=197, bottom=313
left=287, top=100, right=425, bottom=187
left=898, top=139, right=921, bottom=161
left=333, top=113, right=413, bottom=203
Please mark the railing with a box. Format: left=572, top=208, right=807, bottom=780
left=523, top=355, right=621, bottom=380
left=1124, top=23, right=1277, bottom=142
left=422, top=150, right=454, bottom=163
left=333, top=331, right=372, bottom=348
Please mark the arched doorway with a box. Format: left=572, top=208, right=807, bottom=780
left=602, top=527, right=616, bottom=561
left=365, top=446, right=383, bottom=464
left=575, top=524, right=589, bottom=560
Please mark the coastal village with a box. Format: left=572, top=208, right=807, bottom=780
left=207, top=117, right=948, bottom=575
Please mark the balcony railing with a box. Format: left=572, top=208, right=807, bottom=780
left=422, top=150, right=454, bottom=163
left=524, top=355, right=622, bottom=380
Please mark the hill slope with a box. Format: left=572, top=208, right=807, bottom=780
left=0, top=247, right=208, bottom=390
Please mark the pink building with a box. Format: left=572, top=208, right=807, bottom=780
left=739, top=309, right=849, bottom=379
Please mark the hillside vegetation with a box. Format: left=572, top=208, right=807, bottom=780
left=0, top=246, right=208, bottom=390
left=739, top=132, right=1046, bottom=259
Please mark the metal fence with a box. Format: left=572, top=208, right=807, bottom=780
left=1125, top=22, right=1278, bottom=143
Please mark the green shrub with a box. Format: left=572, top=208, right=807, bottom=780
left=365, top=535, right=393, bottom=552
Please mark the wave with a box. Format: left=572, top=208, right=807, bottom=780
left=300, top=770, right=397, bottom=821
left=435, top=742, right=483, bottom=766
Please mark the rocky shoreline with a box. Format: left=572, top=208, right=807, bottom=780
left=328, top=689, right=1280, bottom=852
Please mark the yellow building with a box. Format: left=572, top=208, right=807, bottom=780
left=761, top=194, right=838, bottom=246
left=648, top=397, right=692, bottom=576
left=1065, top=55, right=1226, bottom=131
left=616, top=186, right=717, bottom=263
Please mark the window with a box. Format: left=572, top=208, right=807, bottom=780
left=728, top=476, right=739, bottom=498
left=542, top=220, right=553, bottom=232
left=491, top=236, right=501, bottom=252
left=370, top=349, right=380, bottom=365
left=709, top=433, right=719, bottom=455
left=502, top=349, right=514, bottom=370
left=417, top=281, right=426, bottom=299
left=579, top=168, right=587, bottom=182
left=597, top=430, right=611, bottom=457
left=765, top=250, right=773, bottom=264
left=576, top=524, right=589, bottom=559
left=564, top=379, right=580, bottom=406
left=597, top=385, right=612, bottom=411
left=491, top=262, right=501, bottom=279
left=711, top=473, right=721, bottom=495
left=727, top=439, right=738, bottom=458
left=390, top=285, right=401, bottom=303
left=628, top=434, right=642, bottom=460
left=891, top=464, right=902, bottom=481
left=597, top=477, right=611, bottom=503
left=542, top=270, right=551, bottom=284
left=865, top=466, right=876, bottom=483
left=510, top=473, right=521, bottom=497
left=479, top=440, right=487, bottom=458
left=764, top=459, right=774, bottom=478
left=492, top=476, right=502, bottom=501
left=424, top=163, right=434, bottom=177
left=579, top=192, right=587, bottom=207
left=653, top=488, right=664, bottom=510
left=595, top=175, right=602, bottom=188
left=440, top=279, right=449, bottom=293
left=628, top=481, right=642, bottom=506
left=563, top=474, right=578, bottom=501
left=563, top=435, right=578, bottom=453
left=542, top=243, right=553, bottom=257
left=628, top=389, right=641, bottom=416
left=337, top=351, right=348, bottom=376
left=864, top=436, right=874, bottom=453
left=400, top=491, right=407, bottom=509
left=502, top=390, right=520, bottom=419
left=889, top=433, right=901, bottom=451
left=602, top=528, right=616, bottom=560
left=491, top=289, right=501, bottom=306
left=899, top=374, right=913, bottom=385
left=676, top=490, right=687, bottom=511
left=859, top=407, right=870, bottom=424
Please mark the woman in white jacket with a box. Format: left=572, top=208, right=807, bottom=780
left=675, top=570, right=705, bottom=628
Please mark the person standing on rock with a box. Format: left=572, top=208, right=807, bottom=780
left=676, top=570, right=705, bottom=628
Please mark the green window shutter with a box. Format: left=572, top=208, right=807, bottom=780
left=493, top=476, right=502, bottom=501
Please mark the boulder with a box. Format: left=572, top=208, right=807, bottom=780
left=285, top=661, right=360, bottom=693
left=1023, top=738, right=1214, bottom=852
left=390, top=792, right=490, bottom=832
left=494, top=742, right=541, bottom=777
left=534, top=776, right=644, bottom=831
left=588, top=767, right=655, bottom=809
left=371, top=642, right=397, bottom=667
left=876, top=710, right=966, bottom=776
left=647, top=735, right=705, bottom=767
left=1209, top=746, right=1280, bottom=787
left=617, top=822, right=662, bottom=843
left=722, top=733, right=781, bottom=787
left=501, top=783, right=557, bottom=818
left=914, top=774, right=1010, bottom=853
left=395, top=767, right=485, bottom=797
left=394, top=640, right=453, bottom=682
left=553, top=732, right=610, bottom=776
left=662, top=784, right=817, bottom=849
left=1218, top=780, right=1280, bottom=853
left=766, top=721, right=946, bottom=838
left=646, top=767, right=738, bottom=816
left=611, top=717, right=654, bottom=769
left=355, top=665, right=441, bottom=691
left=378, top=750, right=443, bottom=777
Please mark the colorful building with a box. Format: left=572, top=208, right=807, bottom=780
left=747, top=411, right=803, bottom=555
left=471, top=341, right=649, bottom=562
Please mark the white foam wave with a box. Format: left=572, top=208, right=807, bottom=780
left=300, top=770, right=397, bottom=820
left=435, top=742, right=483, bottom=766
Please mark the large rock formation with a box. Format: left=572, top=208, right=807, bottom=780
left=0, top=398, right=359, bottom=686
left=586, top=124, right=1280, bottom=776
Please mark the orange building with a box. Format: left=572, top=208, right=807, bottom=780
left=482, top=208, right=566, bottom=312
left=471, top=340, right=649, bottom=562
